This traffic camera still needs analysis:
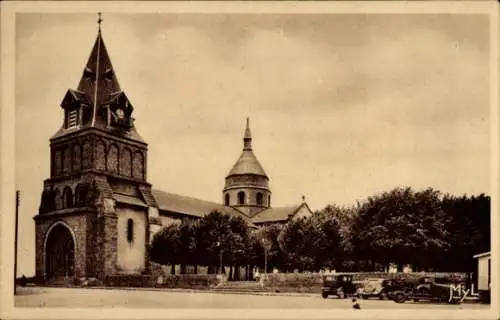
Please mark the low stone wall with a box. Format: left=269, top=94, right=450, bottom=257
left=155, top=274, right=220, bottom=289
left=262, top=273, right=323, bottom=293
left=149, top=262, right=221, bottom=289
left=104, top=274, right=155, bottom=287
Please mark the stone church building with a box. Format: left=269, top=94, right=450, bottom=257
left=34, top=23, right=312, bottom=281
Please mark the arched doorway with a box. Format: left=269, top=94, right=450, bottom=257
left=45, top=223, right=75, bottom=279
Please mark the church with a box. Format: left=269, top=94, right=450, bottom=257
left=34, top=19, right=312, bottom=281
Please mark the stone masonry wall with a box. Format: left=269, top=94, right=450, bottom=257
left=35, top=213, right=88, bottom=280
left=102, top=214, right=118, bottom=276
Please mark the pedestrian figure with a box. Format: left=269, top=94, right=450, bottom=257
left=352, top=297, right=361, bottom=309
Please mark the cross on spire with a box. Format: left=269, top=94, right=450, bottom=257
left=97, top=12, right=103, bottom=30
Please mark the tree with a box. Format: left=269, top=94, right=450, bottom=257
left=195, top=211, right=234, bottom=272
left=308, top=208, right=344, bottom=270
left=278, top=217, right=316, bottom=271
left=177, top=218, right=197, bottom=273
left=254, top=223, right=284, bottom=272
left=149, top=223, right=181, bottom=274
left=350, top=187, right=450, bottom=271
left=226, top=216, right=251, bottom=278
left=442, top=193, right=490, bottom=272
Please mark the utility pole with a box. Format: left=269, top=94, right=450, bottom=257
left=14, top=190, right=20, bottom=295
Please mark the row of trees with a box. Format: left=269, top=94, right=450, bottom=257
left=149, top=187, right=490, bottom=275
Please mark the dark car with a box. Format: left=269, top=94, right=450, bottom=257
left=321, top=274, right=358, bottom=299
left=391, top=277, right=465, bottom=304
left=383, top=278, right=415, bottom=299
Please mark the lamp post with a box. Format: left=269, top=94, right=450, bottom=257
left=216, top=241, right=223, bottom=275
left=261, top=238, right=271, bottom=275
left=14, top=190, right=20, bottom=295
left=219, top=249, right=223, bottom=275
left=264, top=247, right=268, bottom=275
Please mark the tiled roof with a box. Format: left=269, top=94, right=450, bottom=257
left=226, top=118, right=268, bottom=178
left=77, top=30, right=121, bottom=107
left=113, top=193, right=148, bottom=208
left=152, top=189, right=253, bottom=224
left=51, top=30, right=145, bottom=143
left=226, top=150, right=268, bottom=177
left=67, top=89, right=91, bottom=106
left=138, top=185, right=158, bottom=207
left=251, top=204, right=306, bottom=224
left=93, top=176, right=114, bottom=198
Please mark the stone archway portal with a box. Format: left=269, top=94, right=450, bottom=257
left=45, top=224, right=75, bottom=278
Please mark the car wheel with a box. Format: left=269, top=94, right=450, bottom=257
left=322, top=292, right=328, bottom=299
left=379, top=294, right=386, bottom=300
left=394, top=292, right=407, bottom=304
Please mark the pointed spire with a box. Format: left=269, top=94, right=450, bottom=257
left=226, top=117, right=268, bottom=178
left=243, top=117, right=252, bottom=151
left=77, top=13, right=121, bottom=126
left=97, top=12, right=103, bottom=31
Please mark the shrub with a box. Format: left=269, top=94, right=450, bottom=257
left=104, top=274, right=155, bottom=287
left=157, top=274, right=220, bottom=289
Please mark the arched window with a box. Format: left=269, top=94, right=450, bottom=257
left=63, top=187, right=73, bottom=208
left=107, top=144, right=119, bottom=173
left=132, top=151, right=144, bottom=179
left=95, top=140, right=106, bottom=171
left=74, top=183, right=89, bottom=207
left=120, top=148, right=132, bottom=177
left=81, top=140, right=91, bottom=169
left=225, top=194, right=230, bottom=206
left=256, top=192, right=263, bottom=206
left=62, top=147, right=71, bottom=175
left=54, top=189, right=62, bottom=210
left=54, top=150, right=62, bottom=176
left=268, top=195, right=271, bottom=207
left=127, top=219, right=134, bottom=243
left=237, top=191, right=246, bottom=205
left=72, top=143, right=81, bottom=172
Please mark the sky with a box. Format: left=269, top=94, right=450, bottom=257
left=14, top=13, right=490, bottom=276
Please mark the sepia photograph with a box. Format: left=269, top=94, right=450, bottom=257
left=0, top=1, right=498, bottom=319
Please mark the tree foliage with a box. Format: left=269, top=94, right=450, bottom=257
left=353, top=188, right=443, bottom=270
left=150, top=187, right=490, bottom=274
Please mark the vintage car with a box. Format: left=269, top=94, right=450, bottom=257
left=390, top=277, right=465, bottom=304
left=383, top=278, right=415, bottom=299
left=321, top=274, right=359, bottom=299
left=359, top=278, right=387, bottom=300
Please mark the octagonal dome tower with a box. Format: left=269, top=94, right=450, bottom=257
left=223, top=118, right=271, bottom=217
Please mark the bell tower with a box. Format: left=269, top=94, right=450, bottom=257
left=223, top=118, right=271, bottom=217
left=34, top=14, right=159, bottom=282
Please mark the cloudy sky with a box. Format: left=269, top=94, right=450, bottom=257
left=14, top=12, right=490, bottom=275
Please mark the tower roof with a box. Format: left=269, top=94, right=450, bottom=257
left=226, top=118, right=268, bottom=178
left=77, top=27, right=121, bottom=123
left=51, top=14, right=144, bottom=143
